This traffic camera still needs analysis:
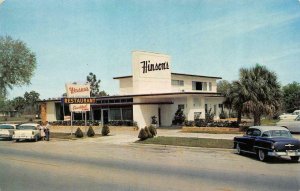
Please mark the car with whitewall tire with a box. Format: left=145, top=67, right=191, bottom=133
left=12, top=123, right=41, bottom=142
left=234, top=126, right=300, bottom=162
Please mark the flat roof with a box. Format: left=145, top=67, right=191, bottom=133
left=113, top=72, right=222, bottom=80
left=39, top=92, right=223, bottom=103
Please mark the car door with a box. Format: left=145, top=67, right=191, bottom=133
left=244, top=128, right=261, bottom=152
left=240, top=129, right=254, bottom=151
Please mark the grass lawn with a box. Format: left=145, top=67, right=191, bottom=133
left=136, top=136, right=234, bottom=149
left=181, top=127, right=243, bottom=134
left=261, top=118, right=280, bottom=126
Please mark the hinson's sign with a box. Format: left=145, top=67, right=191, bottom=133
left=140, top=60, right=169, bottom=74
left=65, top=83, right=91, bottom=112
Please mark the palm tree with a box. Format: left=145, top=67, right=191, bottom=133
left=239, top=64, right=282, bottom=125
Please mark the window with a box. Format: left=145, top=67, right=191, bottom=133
left=253, top=129, right=261, bottom=136
left=178, top=104, right=184, bottom=110
left=110, top=108, right=121, bottom=120
left=122, top=108, right=133, bottom=120
left=209, top=82, right=212, bottom=91
left=172, top=80, right=184, bottom=86
left=192, top=81, right=210, bottom=91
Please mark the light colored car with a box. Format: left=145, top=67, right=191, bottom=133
left=277, top=115, right=300, bottom=133
left=279, top=110, right=300, bottom=121
left=0, top=124, right=17, bottom=140
left=12, top=123, right=41, bottom=142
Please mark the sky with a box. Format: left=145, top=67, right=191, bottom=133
left=0, top=0, right=300, bottom=100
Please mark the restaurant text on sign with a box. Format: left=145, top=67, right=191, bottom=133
left=63, top=98, right=96, bottom=104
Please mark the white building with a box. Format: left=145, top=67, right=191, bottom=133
left=40, top=51, right=224, bottom=128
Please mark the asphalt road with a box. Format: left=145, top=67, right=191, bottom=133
left=0, top=139, right=299, bottom=191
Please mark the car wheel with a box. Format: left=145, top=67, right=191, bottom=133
left=34, top=136, right=38, bottom=142
left=236, top=143, right=242, bottom=155
left=15, top=139, right=19, bottom=142
left=258, top=149, right=267, bottom=161
left=290, top=156, right=299, bottom=162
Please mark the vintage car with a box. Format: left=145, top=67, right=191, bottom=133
left=234, top=126, right=300, bottom=162
left=277, top=115, right=300, bottom=133
left=0, top=124, right=17, bottom=140
left=278, top=110, right=300, bottom=121
left=12, top=123, right=41, bottom=142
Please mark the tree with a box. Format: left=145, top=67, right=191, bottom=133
left=0, top=36, right=36, bottom=97
left=282, top=82, right=300, bottom=113
left=217, top=80, right=231, bottom=95
left=11, top=96, right=26, bottom=112
left=24, top=91, right=40, bottom=114
left=240, top=64, right=282, bottom=125
left=86, top=72, right=108, bottom=97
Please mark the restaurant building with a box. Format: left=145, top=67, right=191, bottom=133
left=40, top=51, right=224, bottom=128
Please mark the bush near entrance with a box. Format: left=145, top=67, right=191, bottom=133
left=75, top=128, right=84, bottom=138
left=87, top=126, right=95, bottom=137
left=138, top=125, right=158, bottom=141
left=101, top=125, right=110, bottom=136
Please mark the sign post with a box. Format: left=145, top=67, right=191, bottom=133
left=65, top=83, right=91, bottom=136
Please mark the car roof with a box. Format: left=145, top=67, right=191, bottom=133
left=249, top=126, right=289, bottom=133
left=0, top=123, right=17, bottom=126
left=19, top=123, right=40, bottom=127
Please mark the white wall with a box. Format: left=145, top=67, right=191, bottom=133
left=171, top=74, right=218, bottom=93
left=132, top=51, right=171, bottom=94
left=46, top=102, right=56, bottom=122
left=133, top=98, right=158, bottom=128
left=119, top=78, right=133, bottom=95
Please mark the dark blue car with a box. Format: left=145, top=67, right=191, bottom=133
left=234, top=126, right=300, bottom=162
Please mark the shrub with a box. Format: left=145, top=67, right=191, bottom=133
left=148, top=125, right=157, bottom=137
left=75, top=128, right=84, bottom=138
left=205, top=109, right=214, bottom=123
left=219, top=111, right=228, bottom=119
left=151, top=116, right=157, bottom=125
left=101, top=125, right=110, bottom=136
left=195, top=119, right=207, bottom=127
left=138, top=128, right=148, bottom=140
left=172, top=108, right=186, bottom=125
left=184, top=120, right=195, bottom=127
left=87, top=126, right=95, bottom=137
left=145, top=126, right=153, bottom=138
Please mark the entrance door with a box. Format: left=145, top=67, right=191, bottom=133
left=101, top=109, right=109, bottom=125
left=158, top=108, right=161, bottom=126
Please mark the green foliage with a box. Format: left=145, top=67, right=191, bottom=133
left=101, top=125, right=110, bottom=136
left=145, top=126, right=153, bottom=138
left=0, top=36, right=36, bottom=97
left=217, top=80, right=231, bottom=96
left=75, top=128, right=84, bottom=138
left=87, top=126, right=95, bottom=137
left=148, top=125, right=157, bottom=136
left=282, top=82, right=300, bottom=113
left=205, top=108, right=214, bottom=123
left=138, top=128, right=148, bottom=140
left=219, top=111, right=228, bottom=119
left=172, top=108, right=186, bottom=125
left=86, top=72, right=108, bottom=97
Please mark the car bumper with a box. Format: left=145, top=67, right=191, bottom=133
left=0, top=134, right=12, bottom=138
left=12, top=136, right=35, bottom=140
left=268, top=150, right=300, bottom=157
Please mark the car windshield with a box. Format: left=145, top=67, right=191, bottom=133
left=17, top=125, right=36, bottom=130
left=0, top=125, right=15, bottom=129
left=263, top=130, right=292, bottom=138
left=295, top=115, right=300, bottom=121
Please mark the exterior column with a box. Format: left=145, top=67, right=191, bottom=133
left=40, top=103, right=47, bottom=124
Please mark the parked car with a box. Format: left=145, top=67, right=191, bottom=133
left=233, top=126, right=300, bottom=162
left=0, top=124, right=17, bottom=140
left=12, top=123, right=41, bottom=142
left=277, top=115, right=300, bottom=133
left=279, top=110, right=300, bottom=121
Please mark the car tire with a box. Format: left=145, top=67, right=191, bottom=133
left=34, top=136, right=38, bottom=142
left=15, top=139, right=19, bottom=142
left=236, top=143, right=242, bottom=155
left=290, top=156, right=299, bottom=162
left=258, top=149, right=268, bottom=162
